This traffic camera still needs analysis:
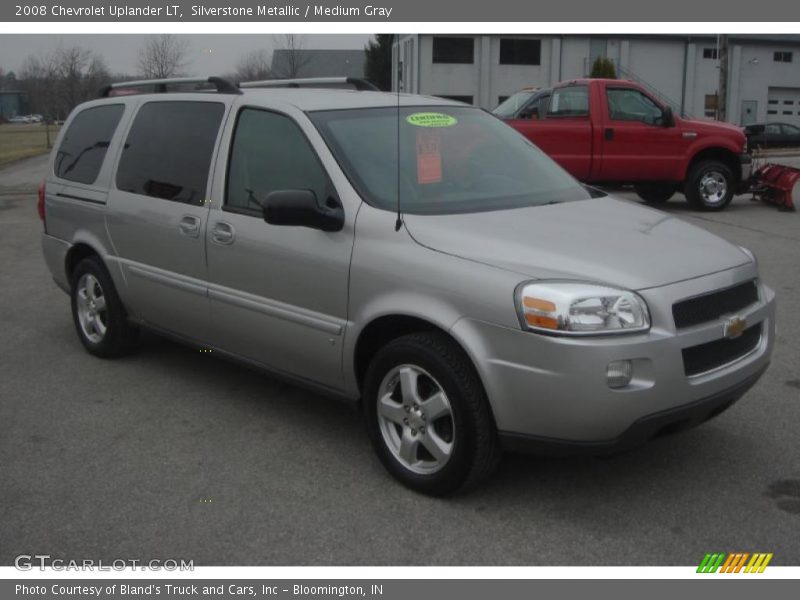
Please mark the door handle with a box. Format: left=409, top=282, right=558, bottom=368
left=211, top=222, right=235, bottom=245
left=604, top=128, right=615, bottom=141
left=178, top=215, right=201, bottom=238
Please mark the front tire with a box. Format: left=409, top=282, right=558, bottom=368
left=70, top=256, right=138, bottom=358
left=634, top=183, right=676, bottom=204
left=685, top=160, right=735, bottom=211
left=363, top=332, right=501, bottom=495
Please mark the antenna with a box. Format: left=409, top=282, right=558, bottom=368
left=395, top=36, right=403, bottom=232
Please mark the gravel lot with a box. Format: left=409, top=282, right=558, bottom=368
left=1, top=154, right=798, bottom=566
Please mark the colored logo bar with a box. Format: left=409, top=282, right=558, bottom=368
left=697, top=552, right=773, bottom=573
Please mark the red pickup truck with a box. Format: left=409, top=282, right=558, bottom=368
left=500, top=79, right=752, bottom=211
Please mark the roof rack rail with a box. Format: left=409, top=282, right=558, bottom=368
left=98, top=76, right=241, bottom=98
left=238, top=77, right=380, bottom=92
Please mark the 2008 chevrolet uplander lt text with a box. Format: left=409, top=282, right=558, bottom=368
left=40, top=76, right=775, bottom=495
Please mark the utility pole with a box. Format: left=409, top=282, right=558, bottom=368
left=717, top=34, right=729, bottom=121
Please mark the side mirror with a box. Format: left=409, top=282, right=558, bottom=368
left=262, top=189, right=344, bottom=232
left=662, top=106, right=675, bottom=128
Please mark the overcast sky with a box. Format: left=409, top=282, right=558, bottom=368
left=0, top=34, right=374, bottom=76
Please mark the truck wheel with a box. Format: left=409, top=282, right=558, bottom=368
left=634, top=184, right=676, bottom=204
left=363, top=332, right=501, bottom=496
left=70, top=256, right=138, bottom=358
left=685, top=161, right=735, bottom=211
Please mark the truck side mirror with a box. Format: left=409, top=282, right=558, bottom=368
left=662, top=106, right=675, bottom=128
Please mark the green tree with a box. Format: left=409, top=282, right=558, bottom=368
left=589, top=56, right=617, bottom=79
left=364, top=34, right=393, bottom=91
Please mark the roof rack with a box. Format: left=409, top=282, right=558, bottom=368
left=99, top=76, right=241, bottom=98
left=238, top=77, right=380, bottom=92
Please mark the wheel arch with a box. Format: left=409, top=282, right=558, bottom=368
left=351, top=314, right=489, bottom=404
left=354, top=315, right=445, bottom=392
left=686, top=146, right=742, bottom=183
left=65, top=242, right=102, bottom=282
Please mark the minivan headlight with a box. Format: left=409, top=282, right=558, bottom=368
left=516, top=281, right=650, bottom=336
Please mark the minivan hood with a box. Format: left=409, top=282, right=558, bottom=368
left=403, top=197, right=749, bottom=290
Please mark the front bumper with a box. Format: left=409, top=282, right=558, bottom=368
left=451, top=264, right=775, bottom=450
left=500, top=363, right=767, bottom=455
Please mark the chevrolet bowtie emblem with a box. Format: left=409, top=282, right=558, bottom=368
left=724, top=316, right=747, bottom=339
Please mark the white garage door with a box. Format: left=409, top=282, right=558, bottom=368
left=767, top=88, right=800, bottom=126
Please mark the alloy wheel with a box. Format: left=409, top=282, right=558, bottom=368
left=376, top=364, right=455, bottom=475
left=75, top=273, right=108, bottom=344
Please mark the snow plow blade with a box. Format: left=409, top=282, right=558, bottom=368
left=750, top=163, right=799, bottom=211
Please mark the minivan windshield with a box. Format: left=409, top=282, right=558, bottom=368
left=310, top=106, right=590, bottom=215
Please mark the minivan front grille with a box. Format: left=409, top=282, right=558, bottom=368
left=682, top=324, right=762, bottom=376
left=673, top=280, right=759, bottom=329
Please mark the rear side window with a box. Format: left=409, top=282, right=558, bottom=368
left=54, top=104, right=124, bottom=184
left=547, top=86, right=589, bottom=117
left=226, top=108, right=330, bottom=213
left=116, top=101, right=224, bottom=205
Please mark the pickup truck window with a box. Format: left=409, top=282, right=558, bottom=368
left=607, top=88, right=664, bottom=125
left=547, top=86, right=588, bottom=117
left=494, top=91, right=538, bottom=118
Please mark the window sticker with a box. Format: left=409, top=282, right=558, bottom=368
left=406, top=112, right=458, bottom=128
left=416, top=129, right=442, bottom=184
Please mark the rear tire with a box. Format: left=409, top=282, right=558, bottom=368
left=363, top=332, right=501, bottom=495
left=685, top=160, right=735, bottom=211
left=70, top=256, right=138, bottom=358
left=634, top=183, right=676, bottom=204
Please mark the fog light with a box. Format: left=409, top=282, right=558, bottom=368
left=607, top=360, right=633, bottom=389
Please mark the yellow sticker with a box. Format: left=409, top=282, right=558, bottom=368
left=406, top=112, right=458, bottom=128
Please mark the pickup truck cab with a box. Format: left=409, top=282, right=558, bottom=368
left=501, top=78, right=752, bottom=211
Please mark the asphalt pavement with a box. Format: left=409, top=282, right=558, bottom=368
left=0, top=154, right=798, bottom=566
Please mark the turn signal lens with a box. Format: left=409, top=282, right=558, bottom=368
left=516, top=281, right=650, bottom=336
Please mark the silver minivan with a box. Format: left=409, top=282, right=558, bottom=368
left=40, top=77, right=775, bottom=495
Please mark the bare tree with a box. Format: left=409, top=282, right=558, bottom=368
left=18, top=47, right=111, bottom=121
left=137, top=34, right=189, bottom=79
left=234, top=49, right=272, bottom=82
left=53, top=46, right=92, bottom=114
left=272, top=34, right=312, bottom=78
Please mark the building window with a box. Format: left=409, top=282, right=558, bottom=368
left=499, top=39, right=541, bottom=66
left=432, top=37, right=474, bottom=64
left=767, top=110, right=778, bottom=115
left=774, top=51, right=793, bottom=63
left=702, top=48, right=718, bottom=59
left=498, top=96, right=509, bottom=104
left=435, top=95, right=473, bottom=104
left=704, top=94, right=718, bottom=119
